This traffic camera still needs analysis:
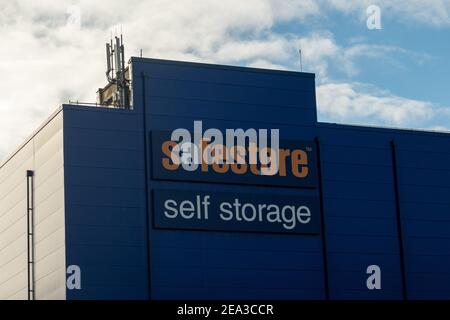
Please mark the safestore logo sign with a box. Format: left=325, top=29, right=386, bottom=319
left=150, top=121, right=320, bottom=235
left=151, top=121, right=318, bottom=187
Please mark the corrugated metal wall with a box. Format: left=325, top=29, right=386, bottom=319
left=0, top=110, right=66, bottom=300
left=133, top=58, right=327, bottom=299
left=63, top=105, right=149, bottom=299
left=317, top=125, right=450, bottom=299
left=317, top=125, right=404, bottom=299
left=131, top=58, right=450, bottom=300
left=2, top=58, right=449, bottom=300
left=395, top=132, right=450, bottom=299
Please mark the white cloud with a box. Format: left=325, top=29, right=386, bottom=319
left=316, top=82, right=434, bottom=127
left=0, top=0, right=289, bottom=160
left=297, top=32, right=339, bottom=80
left=0, top=0, right=449, bottom=161
left=213, top=36, right=293, bottom=64
left=429, top=125, right=450, bottom=133
left=268, top=0, right=321, bottom=20
left=324, top=0, right=450, bottom=27
left=296, top=32, right=431, bottom=79
left=247, top=59, right=289, bottom=71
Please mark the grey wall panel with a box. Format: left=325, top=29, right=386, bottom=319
left=34, top=266, right=66, bottom=300
left=0, top=251, right=27, bottom=288
left=8, top=288, right=27, bottom=300
left=0, top=216, right=27, bottom=255
left=0, top=110, right=66, bottom=300
left=34, top=212, right=65, bottom=255
left=34, top=151, right=64, bottom=188
left=0, top=189, right=28, bottom=219
left=0, top=144, right=34, bottom=190
left=0, top=199, right=26, bottom=234
left=0, top=269, right=27, bottom=299
left=0, top=236, right=26, bottom=272
left=34, top=227, right=65, bottom=267
left=33, top=112, right=66, bottom=300
left=34, top=189, right=64, bottom=225
left=35, top=249, right=65, bottom=281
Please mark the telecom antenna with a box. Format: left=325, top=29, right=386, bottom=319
left=101, top=34, right=130, bottom=108
left=298, top=48, right=303, bottom=72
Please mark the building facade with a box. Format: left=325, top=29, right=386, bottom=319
left=1, top=57, right=450, bottom=300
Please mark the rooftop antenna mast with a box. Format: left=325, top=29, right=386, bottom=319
left=106, top=38, right=114, bottom=83
left=298, top=48, right=303, bottom=72
left=104, top=33, right=129, bottom=108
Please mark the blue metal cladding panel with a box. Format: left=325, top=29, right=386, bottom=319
left=317, top=124, right=404, bottom=300
left=318, top=124, right=450, bottom=300
left=149, top=183, right=324, bottom=299
left=394, top=134, right=450, bottom=299
left=57, top=57, right=450, bottom=300
left=63, top=105, right=149, bottom=300
left=131, top=58, right=326, bottom=299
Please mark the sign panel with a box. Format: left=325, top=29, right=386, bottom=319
left=151, top=130, right=318, bottom=188
left=153, top=189, right=321, bottom=235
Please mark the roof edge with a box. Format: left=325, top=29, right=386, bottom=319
left=130, top=56, right=315, bottom=79
left=0, top=105, right=64, bottom=169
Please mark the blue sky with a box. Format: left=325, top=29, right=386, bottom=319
left=267, top=4, right=450, bottom=130
left=315, top=10, right=450, bottom=112
left=0, top=0, right=449, bottom=159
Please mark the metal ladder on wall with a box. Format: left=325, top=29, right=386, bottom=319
left=26, top=170, right=35, bottom=300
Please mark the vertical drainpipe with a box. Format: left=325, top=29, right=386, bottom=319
left=314, top=137, right=330, bottom=300
left=390, top=140, right=408, bottom=300
left=141, top=71, right=152, bottom=300
left=26, top=170, right=35, bottom=300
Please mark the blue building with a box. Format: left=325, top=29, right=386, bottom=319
left=1, top=56, right=449, bottom=300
